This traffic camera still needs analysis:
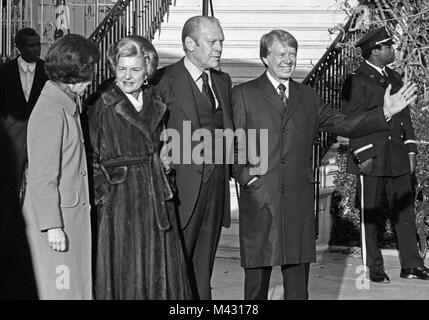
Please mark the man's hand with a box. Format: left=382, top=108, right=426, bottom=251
left=383, top=82, right=417, bottom=118
left=47, top=228, right=66, bottom=252
left=409, top=153, right=416, bottom=174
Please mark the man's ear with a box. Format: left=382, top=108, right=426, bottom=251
left=185, top=36, right=196, bottom=52
left=261, top=56, right=268, bottom=67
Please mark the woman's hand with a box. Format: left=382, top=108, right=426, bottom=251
left=47, top=228, right=67, bottom=252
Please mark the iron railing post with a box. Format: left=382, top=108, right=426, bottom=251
left=202, top=0, right=208, bottom=16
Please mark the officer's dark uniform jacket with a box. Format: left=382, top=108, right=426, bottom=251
left=342, top=61, right=417, bottom=177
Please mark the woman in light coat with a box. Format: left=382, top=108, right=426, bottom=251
left=23, top=34, right=99, bottom=299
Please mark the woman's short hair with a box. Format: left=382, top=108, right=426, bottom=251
left=44, top=34, right=100, bottom=84
left=107, top=35, right=158, bottom=80
left=260, top=30, right=298, bottom=67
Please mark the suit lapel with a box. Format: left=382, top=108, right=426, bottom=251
left=10, top=59, right=27, bottom=105
left=170, top=59, right=201, bottom=128
left=211, top=71, right=233, bottom=130
left=28, top=60, right=47, bottom=107
left=257, top=72, right=286, bottom=116
left=283, top=79, right=302, bottom=125
left=359, top=62, right=389, bottom=90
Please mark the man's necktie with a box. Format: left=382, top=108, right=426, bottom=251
left=278, top=83, right=288, bottom=107
left=201, top=72, right=216, bottom=111
left=381, top=69, right=390, bottom=87
left=20, top=63, right=31, bottom=101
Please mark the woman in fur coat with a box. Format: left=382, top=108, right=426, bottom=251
left=86, top=35, right=192, bottom=300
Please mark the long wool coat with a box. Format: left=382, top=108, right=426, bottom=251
left=23, top=81, right=92, bottom=299
left=85, top=80, right=192, bottom=300
left=232, top=73, right=390, bottom=268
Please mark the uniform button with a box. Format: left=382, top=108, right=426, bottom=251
left=81, top=170, right=87, bottom=176
left=281, top=159, right=286, bottom=164
left=401, top=122, right=404, bottom=126
left=82, top=202, right=87, bottom=206
left=388, top=136, right=392, bottom=140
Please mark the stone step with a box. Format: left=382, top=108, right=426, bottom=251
left=155, top=43, right=334, bottom=60
left=172, top=0, right=343, bottom=8
left=155, top=26, right=339, bottom=42
left=166, top=9, right=345, bottom=25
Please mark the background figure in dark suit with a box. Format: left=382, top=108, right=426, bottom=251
left=342, top=27, right=429, bottom=283
left=0, top=27, right=48, bottom=299
left=232, top=29, right=417, bottom=300
left=0, top=28, right=48, bottom=194
left=153, top=16, right=234, bottom=300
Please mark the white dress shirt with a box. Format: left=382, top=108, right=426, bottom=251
left=18, top=56, right=36, bottom=102
left=124, top=90, right=143, bottom=112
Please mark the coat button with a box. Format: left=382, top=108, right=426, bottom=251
left=82, top=202, right=87, bottom=206
left=81, top=170, right=87, bottom=176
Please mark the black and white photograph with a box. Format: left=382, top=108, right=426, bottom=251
left=1, top=0, right=429, bottom=310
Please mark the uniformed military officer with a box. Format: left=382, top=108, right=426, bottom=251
left=342, top=26, right=429, bottom=283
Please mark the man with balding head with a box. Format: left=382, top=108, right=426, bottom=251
left=152, top=16, right=234, bottom=300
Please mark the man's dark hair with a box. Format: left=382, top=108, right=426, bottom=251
left=15, top=27, right=39, bottom=50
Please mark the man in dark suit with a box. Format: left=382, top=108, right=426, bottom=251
left=153, top=16, right=234, bottom=300
left=0, top=27, right=48, bottom=299
left=342, top=26, right=429, bottom=283
left=0, top=27, right=48, bottom=197
left=232, top=29, right=417, bottom=300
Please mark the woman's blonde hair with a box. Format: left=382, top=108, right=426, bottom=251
left=107, top=35, right=158, bottom=79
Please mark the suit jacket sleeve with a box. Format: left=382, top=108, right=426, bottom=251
left=27, top=104, right=64, bottom=231
left=402, top=106, right=418, bottom=154
left=231, top=85, right=256, bottom=187
left=322, top=74, right=392, bottom=163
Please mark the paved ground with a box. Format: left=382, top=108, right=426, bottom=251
left=212, top=248, right=429, bottom=300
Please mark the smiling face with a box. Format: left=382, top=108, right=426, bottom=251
left=115, top=56, right=146, bottom=98
left=186, top=20, right=224, bottom=71
left=262, top=38, right=297, bottom=82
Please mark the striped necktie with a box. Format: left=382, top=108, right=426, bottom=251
left=278, top=83, right=288, bottom=107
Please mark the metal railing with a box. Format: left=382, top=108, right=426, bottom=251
left=88, top=0, right=171, bottom=93
left=303, top=12, right=365, bottom=238
left=202, top=0, right=214, bottom=17
left=0, top=0, right=33, bottom=63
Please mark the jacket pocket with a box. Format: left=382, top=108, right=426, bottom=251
left=59, top=189, right=79, bottom=208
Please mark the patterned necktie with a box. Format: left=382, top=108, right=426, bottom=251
left=201, top=72, right=216, bottom=111
left=278, top=83, right=288, bottom=107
